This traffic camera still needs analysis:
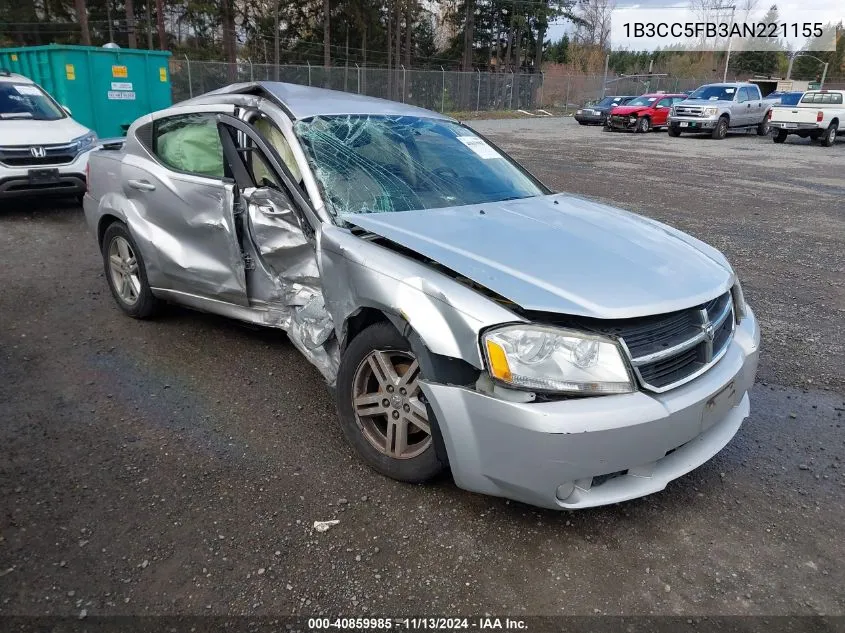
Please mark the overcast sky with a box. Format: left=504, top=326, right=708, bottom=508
left=547, top=0, right=845, bottom=48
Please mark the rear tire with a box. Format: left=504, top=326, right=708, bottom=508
left=101, top=222, right=159, bottom=319
left=773, top=130, right=788, bottom=143
left=635, top=117, right=651, bottom=133
left=667, top=125, right=681, bottom=137
left=336, top=322, right=444, bottom=484
left=757, top=118, right=770, bottom=136
left=577, top=120, right=588, bottom=125
left=711, top=116, right=728, bottom=140
left=821, top=122, right=838, bottom=147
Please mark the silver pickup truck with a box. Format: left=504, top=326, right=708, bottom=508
left=668, top=83, right=779, bottom=139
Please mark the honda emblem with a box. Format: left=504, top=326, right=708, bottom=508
left=30, top=146, right=46, bottom=158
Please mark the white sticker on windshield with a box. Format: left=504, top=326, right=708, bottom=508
left=725, top=88, right=735, bottom=93
left=14, top=85, right=42, bottom=96
left=457, top=136, right=501, bottom=159
left=647, top=97, right=657, bottom=102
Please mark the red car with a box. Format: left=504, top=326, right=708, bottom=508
left=606, top=93, right=688, bottom=133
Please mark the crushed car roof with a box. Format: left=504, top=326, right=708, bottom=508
left=188, top=81, right=452, bottom=121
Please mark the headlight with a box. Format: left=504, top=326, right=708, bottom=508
left=482, top=325, right=634, bottom=395
left=704, top=107, right=718, bottom=116
left=576, top=109, right=582, bottom=115
left=72, top=132, right=98, bottom=153
left=731, top=280, right=747, bottom=323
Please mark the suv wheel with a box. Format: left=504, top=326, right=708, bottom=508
left=635, top=117, right=650, bottom=133
left=336, top=322, right=444, bottom=483
left=821, top=121, right=838, bottom=147
left=102, top=222, right=159, bottom=319
left=711, top=116, right=729, bottom=140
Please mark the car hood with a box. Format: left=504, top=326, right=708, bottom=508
left=677, top=99, right=731, bottom=107
left=0, top=116, right=91, bottom=145
left=340, top=194, right=734, bottom=319
left=611, top=105, right=650, bottom=115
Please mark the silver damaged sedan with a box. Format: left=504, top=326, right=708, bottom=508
left=83, top=82, right=760, bottom=509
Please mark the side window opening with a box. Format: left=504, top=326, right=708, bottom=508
left=251, top=115, right=304, bottom=185
left=153, top=113, right=225, bottom=179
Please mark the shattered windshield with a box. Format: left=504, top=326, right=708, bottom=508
left=0, top=83, right=65, bottom=120
left=294, top=115, right=544, bottom=216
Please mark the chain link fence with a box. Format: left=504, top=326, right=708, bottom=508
left=168, top=58, right=713, bottom=113
left=169, top=58, right=544, bottom=112
left=542, top=73, right=712, bottom=111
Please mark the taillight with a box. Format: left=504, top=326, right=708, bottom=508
left=767, top=109, right=773, bottom=120
left=85, top=163, right=90, bottom=191
left=817, top=111, right=824, bottom=122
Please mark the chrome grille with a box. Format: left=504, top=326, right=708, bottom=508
left=582, top=292, right=734, bottom=393
left=0, top=143, right=78, bottom=167
left=674, top=105, right=705, bottom=117
left=624, top=292, right=734, bottom=392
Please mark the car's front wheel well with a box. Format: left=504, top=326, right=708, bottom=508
left=341, top=307, right=392, bottom=352
left=97, top=214, right=124, bottom=248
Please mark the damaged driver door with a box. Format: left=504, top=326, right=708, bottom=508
left=216, top=115, right=337, bottom=377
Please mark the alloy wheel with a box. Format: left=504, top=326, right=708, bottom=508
left=108, top=236, right=141, bottom=306
left=352, top=349, right=432, bottom=459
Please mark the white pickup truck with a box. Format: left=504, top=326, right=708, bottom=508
left=768, top=89, right=844, bottom=147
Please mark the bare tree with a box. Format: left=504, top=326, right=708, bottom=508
left=462, top=0, right=475, bottom=70
left=74, top=0, right=91, bottom=45
left=573, top=0, right=615, bottom=49
left=126, top=0, right=137, bottom=48
left=145, top=0, right=153, bottom=48
left=324, top=0, right=331, bottom=67
left=274, top=0, right=280, bottom=79
left=155, top=0, right=166, bottom=49
left=404, top=0, right=414, bottom=68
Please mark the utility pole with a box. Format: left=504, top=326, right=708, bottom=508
left=722, top=4, right=736, bottom=82
left=106, top=0, right=115, bottom=42
left=601, top=53, right=609, bottom=98
left=787, top=52, right=830, bottom=87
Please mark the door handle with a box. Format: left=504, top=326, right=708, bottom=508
left=258, top=204, right=287, bottom=217
left=128, top=179, right=156, bottom=191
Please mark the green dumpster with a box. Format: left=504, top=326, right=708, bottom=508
left=0, top=44, right=172, bottom=138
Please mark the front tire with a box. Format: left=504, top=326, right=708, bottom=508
left=635, top=117, right=650, bottom=133
left=711, top=116, right=728, bottom=140
left=336, top=322, right=444, bottom=483
left=102, top=222, right=159, bottom=319
left=821, top=122, right=838, bottom=147
left=667, top=125, right=681, bottom=137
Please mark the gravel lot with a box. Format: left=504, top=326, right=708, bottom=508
left=1, top=117, right=843, bottom=619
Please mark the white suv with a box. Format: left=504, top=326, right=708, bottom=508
left=0, top=70, right=97, bottom=200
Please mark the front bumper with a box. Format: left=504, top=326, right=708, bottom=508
left=0, top=150, right=91, bottom=198
left=609, top=115, right=639, bottom=130
left=668, top=116, right=718, bottom=130
left=574, top=111, right=606, bottom=124
left=422, top=308, right=760, bottom=510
